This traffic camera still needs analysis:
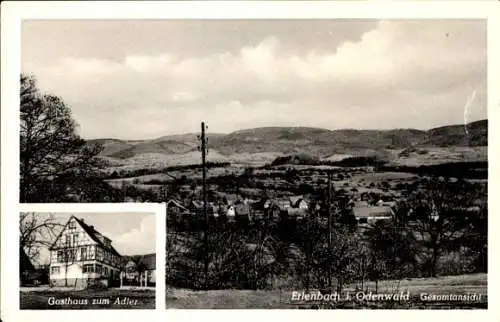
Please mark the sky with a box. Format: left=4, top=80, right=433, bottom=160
left=22, top=19, right=487, bottom=140
left=27, top=212, right=156, bottom=265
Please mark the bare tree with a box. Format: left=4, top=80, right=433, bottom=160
left=402, top=179, right=476, bottom=277
left=19, top=212, right=63, bottom=263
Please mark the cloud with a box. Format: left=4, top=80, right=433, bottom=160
left=22, top=20, right=486, bottom=139
left=106, top=215, right=156, bottom=256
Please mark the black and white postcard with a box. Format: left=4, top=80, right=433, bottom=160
left=17, top=17, right=492, bottom=310
left=19, top=211, right=156, bottom=310
left=2, top=1, right=500, bottom=321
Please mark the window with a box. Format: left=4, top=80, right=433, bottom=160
left=65, top=249, right=76, bottom=262
left=83, top=264, right=93, bottom=273
left=104, top=267, right=108, bottom=276
left=51, top=266, right=60, bottom=274
left=72, top=234, right=79, bottom=245
left=65, top=235, right=71, bottom=246
left=68, top=221, right=76, bottom=229
left=95, top=264, right=102, bottom=274
left=97, top=248, right=104, bottom=261
left=57, top=251, right=63, bottom=262
left=80, top=247, right=87, bottom=260
left=358, top=218, right=368, bottom=224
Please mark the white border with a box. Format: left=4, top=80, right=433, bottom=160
left=2, top=1, right=500, bottom=322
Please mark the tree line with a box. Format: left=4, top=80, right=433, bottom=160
left=166, top=178, right=487, bottom=292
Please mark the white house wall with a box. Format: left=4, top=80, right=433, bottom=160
left=50, top=263, right=85, bottom=280
left=50, top=261, right=120, bottom=281
left=298, top=201, right=308, bottom=209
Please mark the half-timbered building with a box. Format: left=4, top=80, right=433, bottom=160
left=49, top=216, right=122, bottom=288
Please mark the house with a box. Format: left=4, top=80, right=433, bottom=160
left=286, top=207, right=308, bottom=219
left=23, top=268, right=50, bottom=286
left=253, top=197, right=273, bottom=211
left=20, top=247, right=35, bottom=285
left=352, top=206, right=394, bottom=225
left=165, top=199, right=191, bottom=216
left=121, top=253, right=156, bottom=287
left=190, top=200, right=220, bottom=217
left=20, top=249, right=51, bottom=286
left=289, top=195, right=308, bottom=209
left=225, top=205, right=236, bottom=217
left=223, top=194, right=241, bottom=205
left=376, top=200, right=397, bottom=208
left=49, top=216, right=122, bottom=288
left=20, top=247, right=35, bottom=273
left=354, top=200, right=370, bottom=207
left=277, top=200, right=292, bottom=210
left=294, top=199, right=309, bottom=210
left=234, top=203, right=251, bottom=218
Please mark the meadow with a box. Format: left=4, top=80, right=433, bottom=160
left=19, top=288, right=155, bottom=310
left=166, top=274, right=487, bottom=309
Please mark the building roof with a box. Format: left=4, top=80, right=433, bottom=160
left=354, top=200, right=370, bottom=207
left=352, top=206, right=394, bottom=219
left=289, top=195, right=304, bottom=206
left=74, top=217, right=122, bottom=257
left=234, top=204, right=251, bottom=216
left=50, top=216, right=121, bottom=258
left=166, top=199, right=191, bottom=213
left=377, top=200, right=397, bottom=208
left=224, top=194, right=240, bottom=204
left=191, top=201, right=218, bottom=214
left=286, top=208, right=308, bottom=217
left=278, top=199, right=291, bottom=206
left=20, top=247, right=35, bottom=272
left=122, top=253, right=156, bottom=270
left=252, top=197, right=279, bottom=210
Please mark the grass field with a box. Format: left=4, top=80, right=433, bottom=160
left=166, top=274, right=487, bottom=309
left=20, top=288, right=155, bottom=310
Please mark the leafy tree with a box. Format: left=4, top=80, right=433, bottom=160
left=20, top=74, right=105, bottom=202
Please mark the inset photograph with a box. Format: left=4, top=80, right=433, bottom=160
left=20, top=211, right=156, bottom=310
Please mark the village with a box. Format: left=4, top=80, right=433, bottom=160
left=166, top=187, right=398, bottom=227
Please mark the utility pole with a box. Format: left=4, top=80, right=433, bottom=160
left=305, top=208, right=310, bottom=292
left=198, top=122, right=209, bottom=290
left=327, top=171, right=332, bottom=290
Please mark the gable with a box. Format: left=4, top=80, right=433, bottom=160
left=123, top=254, right=156, bottom=270
left=126, top=260, right=137, bottom=268
left=20, top=247, right=35, bottom=272
left=49, top=216, right=97, bottom=250
left=49, top=216, right=122, bottom=258
left=298, top=200, right=308, bottom=208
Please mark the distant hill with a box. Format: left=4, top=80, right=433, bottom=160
left=89, top=120, right=487, bottom=159
left=422, top=119, right=487, bottom=147
left=88, top=133, right=226, bottom=159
